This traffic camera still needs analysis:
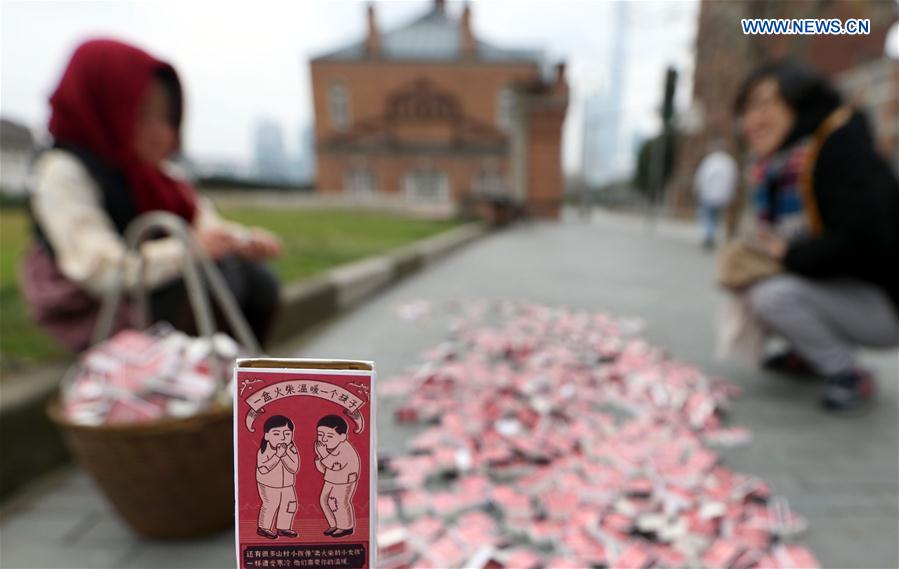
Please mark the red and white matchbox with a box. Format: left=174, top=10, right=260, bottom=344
left=234, top=359, right=376, bottom=569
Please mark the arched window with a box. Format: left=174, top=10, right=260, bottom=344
left=329, top=83, right=351, bottom=131
left=385, top=80, right=460, bottom=122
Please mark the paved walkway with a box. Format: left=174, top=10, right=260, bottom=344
left=2, top=210, right=896, bottom=568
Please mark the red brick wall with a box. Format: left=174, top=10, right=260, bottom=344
left=310, top=60, right=539, bottom=149
left=524, top=106, right=566, bottom=219
left=310, top=59, right=541, bottom=208
left=310, top=52, right=570, bottom=220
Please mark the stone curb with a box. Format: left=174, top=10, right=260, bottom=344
left=0, top=364, right=71, bottom=502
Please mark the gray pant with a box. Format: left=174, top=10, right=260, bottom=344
left=748, top=275, right=899, bottom=375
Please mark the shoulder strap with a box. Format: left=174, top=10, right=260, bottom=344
left=799, top=106, right=853, bottom=235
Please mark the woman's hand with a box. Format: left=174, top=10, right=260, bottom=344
left=756, top=227, right=788, bottom=259
left=194, top=226, right=241, bottom=260
left=194, top=225, right=281, bottom=261
left=276, top=443, right=287, bottom=457
left=233, top=228, right=282, bottom=260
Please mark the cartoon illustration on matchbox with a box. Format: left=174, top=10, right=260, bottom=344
left=256, top=415, right=299, bottom=539
left=315, top=415, right=360, bottom=538
left=235, top=360, right=375, bottom=569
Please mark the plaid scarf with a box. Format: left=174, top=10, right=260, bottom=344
left=750, top=141, right=811, bottom=238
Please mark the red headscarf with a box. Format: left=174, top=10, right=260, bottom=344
left=48, top=39, right=197, bottom=222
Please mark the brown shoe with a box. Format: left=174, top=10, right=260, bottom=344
left=330, top=528, right=354, bottom=538
left=277, top=529, right=298, bottom=538
left=257, top=527, right=278, bottom=539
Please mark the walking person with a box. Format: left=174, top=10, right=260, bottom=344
left=693, top=140, right=738, bottom=250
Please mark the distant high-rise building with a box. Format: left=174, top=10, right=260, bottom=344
left=287, top=123, right=315, bottom=182
left=254, top=119, right=289, bottom=182
left=581, top=1, right=628, bottom=187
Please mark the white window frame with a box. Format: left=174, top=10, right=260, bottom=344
left=403, top=169, right=450, bottom=203
left=329, top=83, right=351, bottom=132
left=343, top=165, right=376, bottom=198
left=496, top=86, right=515, bottom=131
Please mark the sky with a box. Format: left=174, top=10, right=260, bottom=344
left=0, top=0, right=701, bottom=177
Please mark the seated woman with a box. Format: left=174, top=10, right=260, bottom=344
left=734, top=61, right=899, bottom=411
left=21, top=39, right=283, bottom=351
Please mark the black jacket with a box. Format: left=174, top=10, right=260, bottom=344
left=783, top=113, right=899, bottom=311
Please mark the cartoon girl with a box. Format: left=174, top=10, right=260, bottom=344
left=256, top=415, right=299, bottom=539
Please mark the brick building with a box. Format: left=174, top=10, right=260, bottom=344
left=309, top=0, right=568, bottom=218
left=669, top=0, right=897, bottom=219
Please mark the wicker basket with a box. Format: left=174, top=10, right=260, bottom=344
left=48, top=399, right=234, bottom=539
left=47, top=212, right=261, bottom=539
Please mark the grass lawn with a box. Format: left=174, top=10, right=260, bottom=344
left=0, top=206, right=458, bottom=368
left=219, top=206, right=458, bottom=283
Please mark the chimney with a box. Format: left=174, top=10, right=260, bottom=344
left=365, top=3, right=380, bottom=56
left=461, top=3, right=476, bottom=58
left=434, top=0, right=446, bottom=14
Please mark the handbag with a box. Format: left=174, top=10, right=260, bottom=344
left=716, top=294, right=767, bottom=362
left=19, top=243, right=132, bottom=353
left=716, top=239, right=781, bottom=290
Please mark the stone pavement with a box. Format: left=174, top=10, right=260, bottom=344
left=1, top=210, right=896, bottom=569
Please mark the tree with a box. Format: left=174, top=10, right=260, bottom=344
left=633, top=131, right=677, bottom=199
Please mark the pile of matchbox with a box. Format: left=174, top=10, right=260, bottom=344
left=377, top=301, right=818, bottom=569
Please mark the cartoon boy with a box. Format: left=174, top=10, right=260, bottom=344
left=256, top=415, right=299, bottom=539
left=314, top=415, right=361, bottom=538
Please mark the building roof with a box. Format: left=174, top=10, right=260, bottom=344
left=315, top=4, right=542, bottom=64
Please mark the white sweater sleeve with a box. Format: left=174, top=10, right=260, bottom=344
left=30, top=151, right=187, bottom=298
left=194, top=195, right=247, bottom=236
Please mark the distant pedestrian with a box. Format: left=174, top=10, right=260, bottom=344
left=728, top=61, right=899, bottom=411
left=693, top=141, right=738, bottom=250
